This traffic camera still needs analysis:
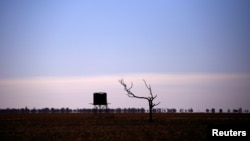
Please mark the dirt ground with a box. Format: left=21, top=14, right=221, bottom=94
left=0, top=113, right=249, bottom=141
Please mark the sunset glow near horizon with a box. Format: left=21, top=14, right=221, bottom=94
left=0, top=0, right=250, bottom=112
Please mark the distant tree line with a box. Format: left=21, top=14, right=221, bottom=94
left=0, top=107, right=248, bottom=114
left=0, top=107, right=184, bottom=114
left=205, top=108, right=249, bottom=113
left=0, top=107, right=146, bottom=114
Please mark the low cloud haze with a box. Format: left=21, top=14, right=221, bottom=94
left=1, top=73, right=249, bottom=112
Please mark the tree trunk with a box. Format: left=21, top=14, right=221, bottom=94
left=149, top=100, right=153, bottom=122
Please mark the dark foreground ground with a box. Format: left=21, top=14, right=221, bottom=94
left=0, top=113, right=250, bottom=141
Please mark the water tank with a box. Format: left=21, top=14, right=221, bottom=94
left=93, top=92, right=107, bottom=105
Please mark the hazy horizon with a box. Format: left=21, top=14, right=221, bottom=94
left=1, top=73, right=249, bottom=112
left=0, top=0, right=250, bottom=111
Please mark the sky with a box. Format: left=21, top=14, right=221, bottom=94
left=0, top=0, right=250, bottom=112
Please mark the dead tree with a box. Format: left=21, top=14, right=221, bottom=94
left=119, top=79, right=160, bottom=122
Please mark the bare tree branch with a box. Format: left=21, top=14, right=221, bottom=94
left=119, top=79, right=160, bottom=104
left=119, top=79, right=160, bottom=122
left=153, top=94, right=157, bottom=99
left=143, top=79, right=155, bottom=99
left=153, top=102, right=161, bottom=107
left=119, top=79, right=148, bottom=100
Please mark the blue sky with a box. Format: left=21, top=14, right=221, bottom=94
left=0, top=0, right=249, bottom=111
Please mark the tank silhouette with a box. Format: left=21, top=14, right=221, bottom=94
left=92, top=92, right=109, bottom=114
left=93, top=92, right=107, bottom=105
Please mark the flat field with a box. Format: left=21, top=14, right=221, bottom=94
left=0, top=113, right=249, bottom=141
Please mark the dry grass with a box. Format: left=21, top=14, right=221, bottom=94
left=0, top=113, right=249, bottom=141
